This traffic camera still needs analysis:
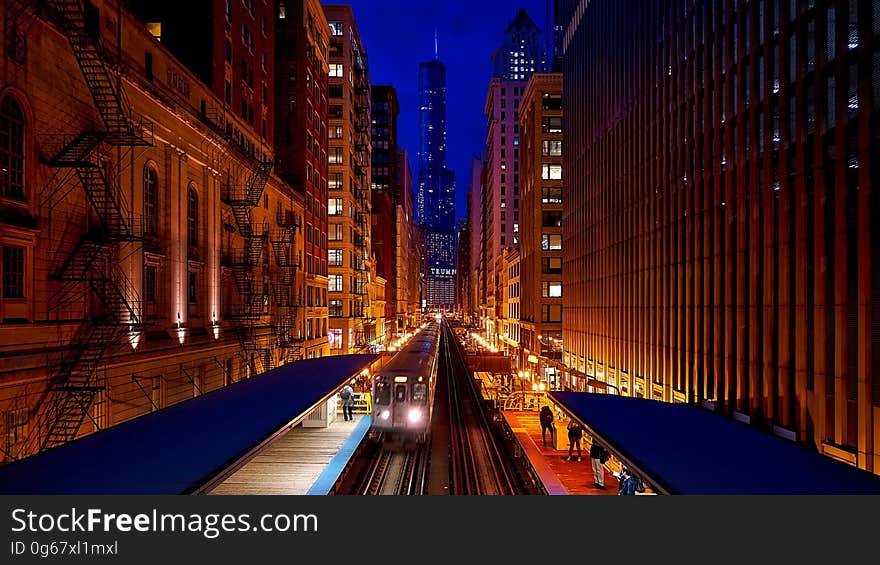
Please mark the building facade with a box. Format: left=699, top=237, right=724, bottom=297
left=275, top=0, right=331, bottom=359
left=0, top=0, right=304, bottom=461
left=130, top=0, right=275, bottom=147
left=562, top=0, right=880, bottom=474
left=324, top=5, right=372, bottom=354
left=520, top=73, right=563, bottom=372
left=371, top=85, right=399, bottom=338
left=395, top=150, right=420, bottom=332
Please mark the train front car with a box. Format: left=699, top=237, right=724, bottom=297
left=370, top=321, right=441, bottom=446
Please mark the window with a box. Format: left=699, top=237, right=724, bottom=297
left=542, top=304, right=562, bottom=323
left=329, top=21, right=344, bottom=36
left=328, top=223, right=343, bottom=241
left=542, top=164, right=563, bottom=180
left=144, top=265, right=157, bottom=304
left=329, top=125, right=343, bottom=139
left=542, top=211, right=562, bottom=227
left=543, top=117, right=562, bottom=133
left=329, top=274, right=343, bottom=292
left=542, top=186, right=562, bottom=204
left=542, top=94, right=562, bottom=110
left=542, top=234, right=562, bottom=251
left=329, top=84, right=343, bottom=99
left=542, top=140, right=562, bottom=156
left=329, top=248, right=343, bottom=266
left=0, top=96, right=25, bottom=201
left=328, top=198, right=343, bottom=215
left=144, top=165, right=158, bottom=236
left=329, top=147, right=343, bottom=164
left=542, top=257, right=562, bottom=274
left=329, top=63, right=343, bottom=77
left=2, top=246, right=24, bottom=299
left=329, top=299, right=343, bottom=318
left=188, top=272, right=198, bottom=304
left=187, top=185, right=198, bottom=247
left=5, top=408, right=27, bottom=457
left=542, top=282, right=563, bottom=298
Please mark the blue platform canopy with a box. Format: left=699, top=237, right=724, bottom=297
left=550, top=392, right=880, bottom=495
left=0, top=355, right=377, bottom=495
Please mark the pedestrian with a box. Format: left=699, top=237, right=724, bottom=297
left=339, top=383, right=355, bottom=421
left=617, top=467, right=645, bottom=496
left=566, top=420, right=583, bottom=461
left=589, top=441, right=610, bottom=489
left=539, top=406, right=554, bottom=447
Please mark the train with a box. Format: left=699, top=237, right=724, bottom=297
left=369, top=318, right=442, bottom=445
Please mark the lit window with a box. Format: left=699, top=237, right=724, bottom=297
left=329, top=63, right=343, bottom=77
left=542, top=164, right=563, bottom=180
left=329, top=275, right=343, bottom=292
left=0, top=95, right=25, bottom=201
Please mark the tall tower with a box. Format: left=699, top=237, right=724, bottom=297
left=418, top=36, right=456, bottom=308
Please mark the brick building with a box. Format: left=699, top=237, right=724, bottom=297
left=0, top=0, right=304, bottom=461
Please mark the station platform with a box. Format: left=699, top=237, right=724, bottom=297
left=209, top=415, right=370, bottom=495
left=471, top=370, right=621, bottom=495
left=501, top=410, right=620, bottom=496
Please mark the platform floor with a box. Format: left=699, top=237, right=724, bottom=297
left=210, top=414, right=367, bottom=495
left=502, top=410, right=619, bottom=495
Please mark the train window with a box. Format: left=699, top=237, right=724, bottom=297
left=395, top=384, right=407, bottom=402
left=412, top=383, right=427, bottom=402
left=374, top=382, right=391, bottom=405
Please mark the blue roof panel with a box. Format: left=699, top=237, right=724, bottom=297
left=550, top=392, right=880, bottom=495
left=0, top=355, right=377, bottom=495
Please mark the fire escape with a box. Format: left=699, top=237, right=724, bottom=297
left=221, top=161, right=275, bottom=375
left=270, top=208, right=303, bottom=364
left=25, top=0, right=152, bottom=453
left=353, top=61, right=372, bottom=349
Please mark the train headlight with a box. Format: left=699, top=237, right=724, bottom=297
left=380, top=410, right=390, bottom=420
left=408, top=408, right=422, bottom=423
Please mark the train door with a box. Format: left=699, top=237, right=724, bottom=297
left=392, top=382, right=408, bottom=426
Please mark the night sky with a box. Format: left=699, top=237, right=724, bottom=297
left=337, top=1, right=550, bottom=224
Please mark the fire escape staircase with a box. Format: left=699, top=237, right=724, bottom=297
left=222, top=160, right=275, bottom=374
left=270, top=209, right=303, bottom=362
left=22, top=0, right=152, bottom=454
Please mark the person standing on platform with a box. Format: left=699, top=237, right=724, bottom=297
left=566, top=421, right=583, bottom=461
left=340, top=384, right=355, bottom=421
left=539, top=406, right=555, bottom=447
left=589, top=441, right=609, bottom=489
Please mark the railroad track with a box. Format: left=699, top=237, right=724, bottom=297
left=441, top=322, right=517, bottom=495
left=358, top=446, right=429, bottom=495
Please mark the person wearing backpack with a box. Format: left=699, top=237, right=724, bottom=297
left=566, top=421, right=583, bottom=461
left=340, top=384, right=355, bottom=421
left=589, top=441, right=610, bottom=489
left=539, top=406, right=555, bottom=447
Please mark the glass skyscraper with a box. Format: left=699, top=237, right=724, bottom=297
left=418, top=45, right=456, bottom=308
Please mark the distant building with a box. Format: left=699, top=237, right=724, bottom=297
left=492, top=8, right=546, bottom=80
left=418, top=44, right=456, bottom=309
left=371, top=86, right=399, bottom=339
left=520, top=73, right=563, bottom=379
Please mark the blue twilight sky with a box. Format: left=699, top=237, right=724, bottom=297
left=336, top=0, right=550, bottom=224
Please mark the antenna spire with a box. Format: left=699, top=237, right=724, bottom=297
left=434, top=28, right=439, bottom=60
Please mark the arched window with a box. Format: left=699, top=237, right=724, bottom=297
left=144, top=164, right=158, bottom=236
left=187, top=184, right=198, bottom=247
left=0, top=95, right=25, bottom=201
